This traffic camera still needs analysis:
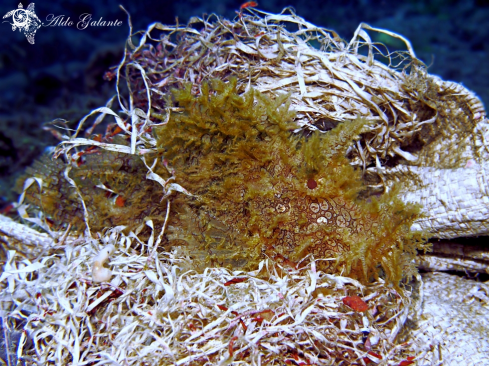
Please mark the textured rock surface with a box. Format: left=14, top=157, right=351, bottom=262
left=384, top=160, right=489, bottom=239
left=411, top=272, right=489, bottom=365
left=373, top=77, right=489, bottom=240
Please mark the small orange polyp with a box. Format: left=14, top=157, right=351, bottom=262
left=115, top=196, right=126, bottom=207
left=342, top=295, right=368, bottom=312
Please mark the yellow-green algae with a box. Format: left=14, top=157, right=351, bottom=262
left=18, top=78, right=428, bottom=285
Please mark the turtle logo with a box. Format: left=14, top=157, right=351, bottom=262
left=3, top=3, right=42, bottom=44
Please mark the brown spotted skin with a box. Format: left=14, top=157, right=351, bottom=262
left=206, top=157, right=377, bottom=273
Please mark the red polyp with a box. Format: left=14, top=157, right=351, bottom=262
left=307, top=178, right=317, bottom=189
